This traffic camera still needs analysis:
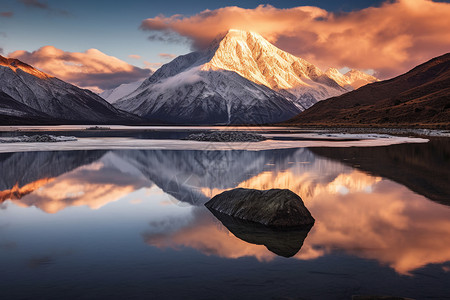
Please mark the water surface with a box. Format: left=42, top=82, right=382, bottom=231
left=1, top=138, right=449, bottom=299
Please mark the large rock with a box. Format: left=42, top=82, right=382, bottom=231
left=205, top=188, right=315, bottom=228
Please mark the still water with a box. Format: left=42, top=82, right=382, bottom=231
left=1, top=138, right=449, bottom=299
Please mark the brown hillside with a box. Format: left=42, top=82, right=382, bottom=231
left=285, top=53, right=450, bottom=128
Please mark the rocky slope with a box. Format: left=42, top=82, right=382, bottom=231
left=0, top=91, right=54, bottom=124
left=0, top=55, right=142, bottom=124
left=115, top=30, right=376, bottom=124
left=285, top=53, right=450, bottom=128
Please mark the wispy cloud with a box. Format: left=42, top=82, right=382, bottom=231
left=140, top=0, right=450, bottom=79
left=128, top=54, right=141, bottom=60
left=18, top=0, right=48, bottom=9
left=17, top=0, right=69, bottom=15
left=0, top=11, right=14, bottom=17
left=159, top=53, right=177, bottom=60
left=144, top=61, right=162, bottom=71
left=9, top=46, right=151, bottom=91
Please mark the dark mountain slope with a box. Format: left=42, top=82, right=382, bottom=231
left=285, top=53, right=450, bottom=128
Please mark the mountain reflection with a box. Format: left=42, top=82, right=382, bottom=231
left=0, top=151, right=153, bottom=213
left=1, top=143, right=450, bottom=274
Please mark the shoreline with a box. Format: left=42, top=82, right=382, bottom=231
left=0, top=125, right=449, bottom=138
left=0, top=134, right=430, bottom=154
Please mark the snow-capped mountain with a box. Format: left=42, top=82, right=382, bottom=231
left=115, top=30, right=364, bottom=124
left=100, top=79, right=146, bottom=104
left=202, top=30, right=348, bottom=104
left=0, top=55, right=141, bottom=123
left=325, top=68, right=378, bottom=89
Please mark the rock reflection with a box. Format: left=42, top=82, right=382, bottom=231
left=143, top=207, right=281, bottom=262
left=208, top=209, right=313, bottom=257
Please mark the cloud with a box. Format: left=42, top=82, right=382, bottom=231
left=18, top=0, right=69, bottom=15
left=0, top=48, right=3, bottom=55
left=159, top=53, right=177, bottom=60
left=0, top=12, right=13, bottom=17
left=144, top=61, right=162, bottom=71
left=18, top=0, right=48, bottom=9
left=9, top=46, right=152, bottom=91
left=128, top=54, right=141, bottom=60
left=140, top=0, right=450, bottom=79
left=152, top=66, right=203, bottom=91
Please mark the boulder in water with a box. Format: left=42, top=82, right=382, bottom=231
left=205, top=188, right=315, bottom=228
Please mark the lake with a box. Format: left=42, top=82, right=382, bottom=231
left=0, top=128, right=449, bottom=299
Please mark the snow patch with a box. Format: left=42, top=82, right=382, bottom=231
left=0, top=134, right=77, bottom=143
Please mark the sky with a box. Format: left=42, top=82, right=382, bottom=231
left=1, top=0, right=450, bottom=92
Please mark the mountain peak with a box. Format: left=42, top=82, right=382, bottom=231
left=0, top=55, right=51, bottom=79
left=344, top=69, right=378, bottom=88
left=326, top=67, right=378, bottom=89
left=203, top=29, right=325, bottom=91
left=223, top=29, right=265, bottom=40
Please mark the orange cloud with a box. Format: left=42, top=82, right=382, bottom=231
left=9, top=46, right=151, bottom=92
left=141, top=0, right=450, bottom=79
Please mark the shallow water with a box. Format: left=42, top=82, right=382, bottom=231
left=0, top=137, right=449, bottom=299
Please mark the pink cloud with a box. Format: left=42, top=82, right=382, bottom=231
left=140, top=0, right=450, bottom=79
left=128, top=54, right=141, bottom=60
left=158, top=53, right=177, bottom=60
left=9, top=46, right=151, bottom=91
